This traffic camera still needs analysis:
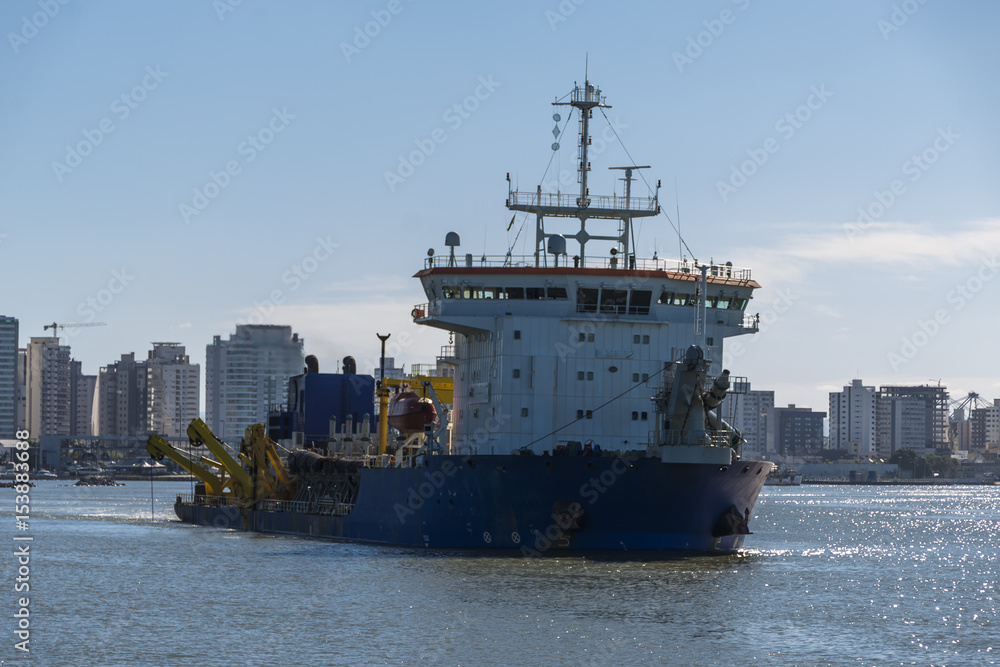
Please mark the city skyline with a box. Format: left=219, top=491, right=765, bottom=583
left=2, top=1, right=998, bottom=415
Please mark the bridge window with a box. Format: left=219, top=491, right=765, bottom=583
left=443, top=286, right=461, bottom=299
left=628, top=290, right=652, bottom=315
left=546, top=286, right=568, bottom=299
left=600, top=289, right=628, bottom=314
left=507, top=287, right=524, bottom=299
left=577, top=288, right=599, bottom=313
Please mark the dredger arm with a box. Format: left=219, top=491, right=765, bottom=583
left=146, top=434, right=225, bottom=496
left=187, top=418, right=252, bottom=500
left=242, top=424, right=296, bottom=500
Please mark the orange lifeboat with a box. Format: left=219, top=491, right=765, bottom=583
left=387, top=390, right=436, bottom=434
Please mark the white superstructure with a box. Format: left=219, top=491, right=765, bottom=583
left=411, top=80, right=760, bottom=456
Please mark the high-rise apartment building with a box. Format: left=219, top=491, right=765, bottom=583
left=26, top=336, right=72, bottom=437
left=96, top=353, right=148, bottom=437
left=969, top=400, right=1000, bottom=452
left=0, top=316, right=17, bottom=437
left=146, top=343, right=199, bottom=438
left=829, top=379, right=877, bottom=455
left=206, top=325, right=304, bottom=442
left=878, top=385, right=949, bottom=453
left=765, top=404, right=826, bottom=459
left=69, top=359, right=96, bottom=436
left=94, top=344, right=201, bottom=438
left=722, top=382, right=774, bottom=459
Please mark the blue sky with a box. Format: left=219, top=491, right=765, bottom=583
left=2, top=0, right=998, bottom=415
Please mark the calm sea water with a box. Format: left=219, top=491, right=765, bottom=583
left=1, top=480, right=998, bottom=666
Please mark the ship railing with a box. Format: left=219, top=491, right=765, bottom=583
left=422, top=254, right=752, bottom=279
left=657, top=430, right=735, bottom=448
left=507, top=189, right=658, bottom=214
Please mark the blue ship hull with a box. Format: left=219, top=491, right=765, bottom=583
left=174, top=454, right=771, bottom=554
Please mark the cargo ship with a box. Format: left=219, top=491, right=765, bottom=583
left=151, top=78, right=773, bottom=554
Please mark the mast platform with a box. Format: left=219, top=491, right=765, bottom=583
left=506, top=187, right=659, bottom=219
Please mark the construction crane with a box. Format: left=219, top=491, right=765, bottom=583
left=43, top=322, right=106, bottom=336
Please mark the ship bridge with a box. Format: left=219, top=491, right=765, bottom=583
left=411, top=251, right=759, bottom=340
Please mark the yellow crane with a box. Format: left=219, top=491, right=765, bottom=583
left=146, top=434, right=227, bottom=496
left=147, top=419, right=297, bottom=504
left=187, top=418, right=253, bottom=501
left=242, top=423, right=297, bottom=500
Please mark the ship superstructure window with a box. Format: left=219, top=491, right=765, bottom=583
left=521, top=408, right=529, bottom=417
left=513, top=330, right=521, bottom=339
left=525, top=288, right=545, bottom=299
left=577, top=288, right=599, bottom=313
left=512, top=368, right=520, bottom=378
left=600, top=289, right=628, bottom=314
left=546, top=286, right=568, bottom=299
left=628, top=290, right=652, bottom=315
left=507, top=287, right=524, bottom=299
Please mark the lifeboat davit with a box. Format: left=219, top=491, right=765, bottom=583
left=387, top=391, right=436, bottom=434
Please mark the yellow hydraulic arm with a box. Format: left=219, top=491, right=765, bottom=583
left=146, top=434, right=225, bottom=496
left=187, top=418, right=252, bottom=501
left=243, top=423, right=296, bottom=500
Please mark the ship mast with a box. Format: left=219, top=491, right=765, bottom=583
left=506, top=79, right=660, bottom=267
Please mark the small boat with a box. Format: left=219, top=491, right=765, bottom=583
left=765, top=467, right=803, bottom=486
